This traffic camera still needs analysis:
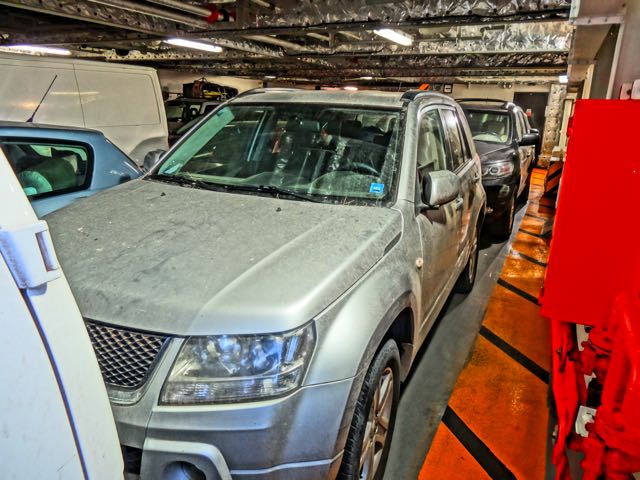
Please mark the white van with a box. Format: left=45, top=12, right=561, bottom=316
left=0, top=150, right=123, bottom=479
left=0, top=53, right=168, bottom=164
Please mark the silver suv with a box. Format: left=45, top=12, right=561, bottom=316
left=47, top=89, right=486, bottom=480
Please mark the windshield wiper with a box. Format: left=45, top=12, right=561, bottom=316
left=146, top=173, right=224, bottom=191
left=220, top=183, right=321, bottom=203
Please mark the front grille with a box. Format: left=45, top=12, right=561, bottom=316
left=85, top=320, right=168, bottom=389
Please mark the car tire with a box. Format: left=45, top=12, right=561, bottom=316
left=337, top=339, right=401, bottom=480
left=518, top=172, right=531, bottom=204
left=492, top=190, right=516, bottom=240
left=454, top=224, right=479, bottom=294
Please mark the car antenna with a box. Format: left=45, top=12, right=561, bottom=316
left=26, top=74, right=58, bottom=123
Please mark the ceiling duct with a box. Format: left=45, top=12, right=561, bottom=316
left=250, top=0, right=572, bottom=28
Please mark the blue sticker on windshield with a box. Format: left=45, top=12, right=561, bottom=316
left=369, top=183, right=385, bottom=195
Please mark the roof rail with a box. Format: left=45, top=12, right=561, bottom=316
left=238, top=87, right=300, bottom=97
left=456, top=98, right=508, bottom=103
left=401, top=90, right=431, bottom=101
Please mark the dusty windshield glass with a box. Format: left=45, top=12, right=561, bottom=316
left=464, top=110, right=512, bottom=144
left=156, top=103, right=402, bottom=205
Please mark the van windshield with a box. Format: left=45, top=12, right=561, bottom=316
left=155, top=103, right=403, bottom=206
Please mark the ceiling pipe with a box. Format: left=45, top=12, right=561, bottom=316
left=245, top=35, right=305, bottom=51
left=86, top=0, right=210, bottom=27
left=144, top=0, right=212, bottom=18
left=83, top=0, right=282, bottom=56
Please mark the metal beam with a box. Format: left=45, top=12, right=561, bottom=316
left=0, top=0, right=178, bottom=36
left=198, top=9, right=571, bottom=37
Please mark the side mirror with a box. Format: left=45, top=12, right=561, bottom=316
left=519, top=133, right=539, bottom=146
left=529, top=128, right=540, bottom=135
left=421, top=170, right=461, bottom=207
left=143, top=149, right=166, bottom=172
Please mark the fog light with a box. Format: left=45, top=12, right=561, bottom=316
left=163, top=461, right=206, bottom=480
left=498, top=185, right=512, bottom=198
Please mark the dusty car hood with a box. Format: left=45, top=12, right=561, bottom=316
left=46, top=180, right=402, bottom=336
left=474, top=141, right=514, bottom=161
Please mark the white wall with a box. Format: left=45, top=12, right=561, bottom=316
left=451, top=83, right=551, bottom=101
left=613, top=0, right=640, bottom=97
left=157, top=70, right=261, bottom=97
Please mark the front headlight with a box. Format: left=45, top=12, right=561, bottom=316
left=160, top=323, right=315, bottom=405
left=482, top=161, right=515, bottom=179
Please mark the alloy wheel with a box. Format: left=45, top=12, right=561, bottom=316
left=359, top=367, right=394, bottom=480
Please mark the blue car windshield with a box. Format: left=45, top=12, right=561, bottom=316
left=156, top=103, right=402, bottom=205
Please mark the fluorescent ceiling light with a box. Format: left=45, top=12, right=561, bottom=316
left=5, top=45, right=71, bottom=56
left=373, top=29, right=413, bottom=46
left=359, top=76, right=374, bottom=80
left=558, top=74, right=568, bottom=84
left=344, top=86, right=358, bottom=91
left=264, top=75, right=276, bottom=79
left=165, top=38, right=222, bottom=53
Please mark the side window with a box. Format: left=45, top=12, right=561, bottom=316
left=417, top=110, right=447, bottom=173
left=0, top=140, right=92, bottom=197
left=441, top=109, right=466, bottom=171
left=514, top=111, right=525, bottom=140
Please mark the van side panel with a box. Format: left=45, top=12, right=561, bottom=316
left=0, top=255, right=84, bottom=480
left=0, top=59, right=84, bottom=126
left=75, top=66, right=169, bottom=163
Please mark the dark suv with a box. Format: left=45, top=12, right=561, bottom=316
left=459, top=99, right=539, bottom=237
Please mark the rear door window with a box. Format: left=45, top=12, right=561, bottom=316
left=0, top=140, right=93, bottom=197
left=441, top=109, right=467, bottom=171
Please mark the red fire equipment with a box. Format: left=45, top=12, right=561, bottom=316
left=540, top=100, right=640, bottom=480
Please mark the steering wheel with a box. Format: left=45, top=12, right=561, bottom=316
left=349, top=162, right=380, bottom=177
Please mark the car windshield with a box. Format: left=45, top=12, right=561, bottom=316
left=155, top=103, right=403, bottom=206
left=464, top=109, right=511, bottom=144
left=166, top=101, right=201, bottom=122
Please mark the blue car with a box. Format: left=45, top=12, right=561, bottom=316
left=0, top=122, right=141, bottom=216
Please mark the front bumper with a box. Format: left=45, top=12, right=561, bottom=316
left=113, top=340, right=354, bottom=480
left=483, top=182, right=516, bottom=221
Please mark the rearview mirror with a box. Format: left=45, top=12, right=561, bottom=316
left=421, top=170, right=461, bottom=207
left=143, top=149, right=166, bottom=172
left=519, top=133, right=539, bottom=146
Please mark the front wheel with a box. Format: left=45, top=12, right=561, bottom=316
left=338, top=340, right=400, bottom=480
left=491, top=190, right=516, bottom=240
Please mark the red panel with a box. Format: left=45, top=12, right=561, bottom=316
left=540, top=100, right=640, bottom=327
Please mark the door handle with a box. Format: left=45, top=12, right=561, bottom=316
left=454, top=197, right=464, bottom=210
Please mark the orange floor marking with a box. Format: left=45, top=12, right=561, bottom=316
left=499, top=254, right=546, bottom=299
left=447, top=337, right=550, bottom=479
left=419, top=423, right=491, bottom=480
left=483, top=287, right=551, bottom=371
left=511, top=235, right=551, bottom=264
left=520, top=215, right=546, bottom=234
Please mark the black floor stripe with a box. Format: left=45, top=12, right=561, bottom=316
left=518, top=228, right=547, bottom=239
left=480, top=326, right=550, bottom=384
left=524, top=212, right=549, bottom=221
left=546, top=168, right=563, bottom=182
left=510, top=249, right=548, bottom=267
left=497, top=278, right=540, bottom=305
left=442, top=406, right=517, bottom=480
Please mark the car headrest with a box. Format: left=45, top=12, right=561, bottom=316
left=341, top=120, right=362, bottom=139
left=285, top=119, right=320, bottom=133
